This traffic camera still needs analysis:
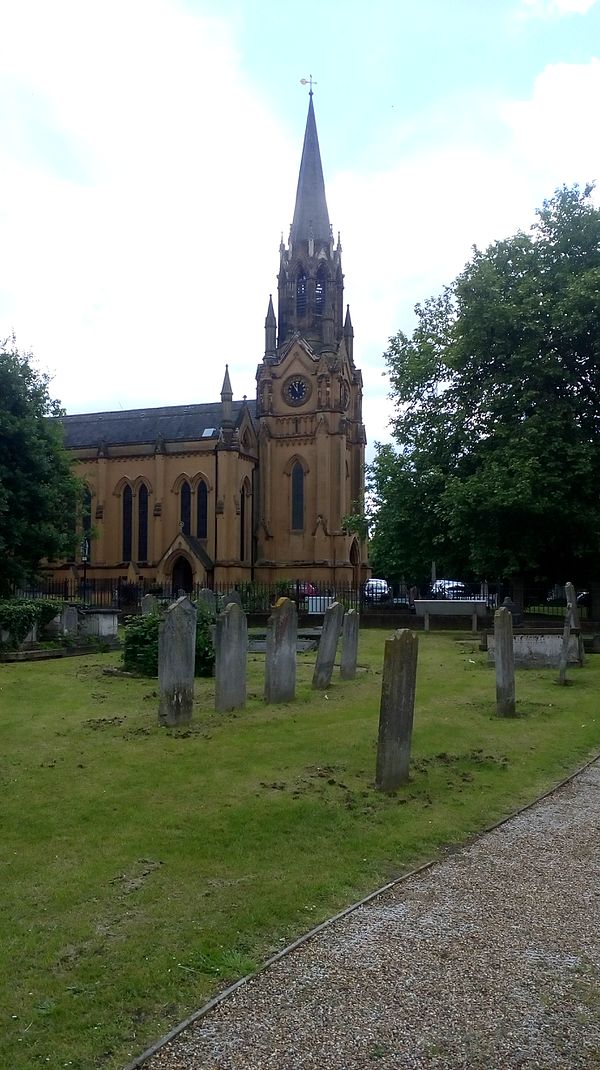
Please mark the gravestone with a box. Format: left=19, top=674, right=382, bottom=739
left=340, top=608, right=359, bottom=681
left=312, top=601, right=345, bottom=690
left=494, top=606, right=516, bottom=717
left=158, top=596, right=196, bottom=726
left=61, top=604, right=78, bottom=636
left=222, top=590, right=242, bottom=609
left=141, top=593, right=158, bottom=616
left=197, top=588, right=217, bottom=618
left=558, top=603, right=572, bottom=686
left=565, top=581, right=581, bottom=630
left=215, top=602, right=247, bottom=713
left=375, top=629, right=419, bottom=791
left=264, top=597, right=297, bottom=703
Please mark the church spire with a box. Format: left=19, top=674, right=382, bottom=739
left=290, top=94, right=331, bottom=245
left=220, top=364, right=233, bottom=428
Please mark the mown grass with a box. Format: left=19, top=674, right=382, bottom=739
left=1, top=630, right=599, bottom=1069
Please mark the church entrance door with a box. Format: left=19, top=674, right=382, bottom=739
left=171, top=555, right=193, bottom=593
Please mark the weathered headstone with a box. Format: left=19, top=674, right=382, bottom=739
left=264, top=597, right=297, bottom=703
left=312, top=601, right=345, bottom=690
left=61, top=604, right=79, bottom=636
left=158, top=596, right=196, bottom=726
left=141, top=593, right=158, bottom=616
left=215, top=601, right=247, bottom=713
left=558, top=603, right=572, bottom=686
left=565, top=581, right=581, bottom=630
left=340, top=608, right=359, bottom=681
left=494, top=606, right=516, bottom=717
left=197, top=588, right=217, bottom=618
left=222, top=590, right=242, bottom=609
left=375, top=629, right=419, bottom=791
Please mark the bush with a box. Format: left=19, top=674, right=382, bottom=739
left=0, top=598, right=63, bottom=650
left=122, top=604, right=215, bottom=678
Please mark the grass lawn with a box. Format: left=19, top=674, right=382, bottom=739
left=1, top=629, right=599, bottom=1069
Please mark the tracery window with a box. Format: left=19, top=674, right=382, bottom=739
left=315, top=266, right=327, bottom=316
left=180, top=480, right=191, bottom=536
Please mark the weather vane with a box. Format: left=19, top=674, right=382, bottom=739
left=300, top=75, right=317, bottom=96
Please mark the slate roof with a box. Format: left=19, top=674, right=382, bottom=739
left=59, top=400, right=256, bottom=450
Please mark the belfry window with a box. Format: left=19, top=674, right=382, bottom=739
left=291, top=462, right=304, bottom=531
left=180, top=481, right=191, bottom=535
left=296, top=270, right=307, bottom=317
left=315, top=267, right=327, bottom=316
left=122, top=485, right=133, bottom=561
left=197, top=480, right=208, bottom=539
left=138, top=484, right=148, bottom=561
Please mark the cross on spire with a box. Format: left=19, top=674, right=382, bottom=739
left=300, top=75, right=317, bottom=97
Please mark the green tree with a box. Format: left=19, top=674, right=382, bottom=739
left=370, top=184, right=600, bottom=585
left=0, top=338, right=81, bottom=594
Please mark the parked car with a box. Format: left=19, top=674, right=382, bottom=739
left=431, top=579, right=468, bottom=599
left=363, top=578, right=391, bottom=603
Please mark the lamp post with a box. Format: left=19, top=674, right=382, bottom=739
left=80, top=536, right=90, bottom=602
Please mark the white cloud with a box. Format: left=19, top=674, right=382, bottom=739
left=520, top=0, right=597, bottom=18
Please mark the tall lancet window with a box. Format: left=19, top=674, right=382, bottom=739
left=315, top=266, right=327, bottom=316
left=138, top=484, right=148, bottom=561
left=197, top=480, right=208, bottom=539
left=291, top=462, right=304, bottom=532
left=296, top=269, right=307, bottom=317
left=180, top=480, right=191, bottom=535
left=122, top=485, right=133, bottom=561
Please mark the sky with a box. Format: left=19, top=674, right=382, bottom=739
left=1, top=0, right=600, bottom=460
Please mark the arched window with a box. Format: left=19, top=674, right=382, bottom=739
left=122, top=485, right=133, bottom=561
left=240, top=485, right=246, bottom=562
left=315, top=266, right=327, bottom=316
left=138, top=484, right=148, bottom=561
left=197, top=480, right=208, bottom=539
left=296, top=269, right=307, bottom=317
left=180, top=480, right=191, bottom=535
left=291, top=462, right=304, bottom=531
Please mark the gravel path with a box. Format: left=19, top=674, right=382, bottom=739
left=142, top=762, right=600, bottom=1070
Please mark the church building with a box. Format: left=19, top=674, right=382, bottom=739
left=55, top=94, right=368, bottom=592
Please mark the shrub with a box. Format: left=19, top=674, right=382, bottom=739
left=0, top=598, right=63, bottom=650
left=122, top=604, right=215, bottom=678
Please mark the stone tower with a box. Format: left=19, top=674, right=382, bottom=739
left=255, top=91, right=367, bottom=586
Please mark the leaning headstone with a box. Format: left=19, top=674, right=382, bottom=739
left=61, top=604, right=79, bottom=636
left=558, top=603, right=572, bottom=686
left=141, top=593, right=158, bottom=616
left=215, top=602, right=247, bottom=713
left=494, top=606, right=516, bottom=717
left=158, top=596, right=196, bottom=726
left=375, top=629, right=419, bottom=791
left=264, top=597, right=297, bottom=703
left=565, top=582, right=581, bottom=630
left=312, top=601, right=345, bottom=690
left=340, top=608, right=359, bottom=681
left=197, top=588, right=217, bottom=618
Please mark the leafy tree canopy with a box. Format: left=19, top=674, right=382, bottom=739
left=369, top=184, right=600, bottom=586
left=0, top=338, right=81, bottom=594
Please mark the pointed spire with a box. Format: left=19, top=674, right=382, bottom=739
left=290, top=95, right=330, bottom=244
left=344, top=305, right=354, bottom=363
left=220, top=364, right=232, bottom=400
left=220, top=364, right=233, bottom=428
left=265, top=295, right=277, bottom=359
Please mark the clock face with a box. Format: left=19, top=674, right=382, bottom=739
left=283, top=375, right=310, bottom=407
